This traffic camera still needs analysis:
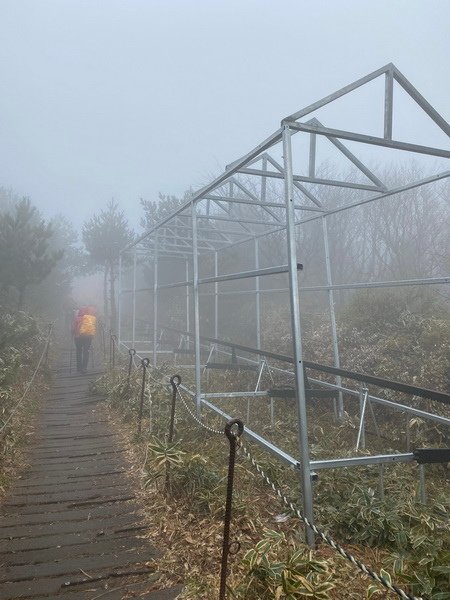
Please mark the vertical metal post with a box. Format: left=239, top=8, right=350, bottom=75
left=132, top=249, right=137, bottom=349
left=152, top=236, right=159, bottom=368
left=254, top=238, right=261, bottom=357
left=118, top=254, right=123, bottom=347
left=185, top=259, right=190, bottom=335
left=384, top=69, right=394, bottom=140
left=214, top=251, right=219, bottom=340
left=282, top=125, right=315, bottom=547
left=191, top=201, right=202, bottom=414
left=258, top=156, right=266, bottom=359
left=356, top=386, right=368, bottom=450
left=322, top=216, right=344, bottom=419
left=309, top=133, right=316, bottom=178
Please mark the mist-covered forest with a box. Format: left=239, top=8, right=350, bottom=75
left=1, top=157, right=449, bottom=600
left=1, top=159, right=449, bottom=435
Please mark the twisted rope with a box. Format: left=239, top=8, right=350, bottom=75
left=175, top=384, right=223, bottom=435
left=0, top=328, right=53, bottom=435
left=238, top=441, right=421, bottom=600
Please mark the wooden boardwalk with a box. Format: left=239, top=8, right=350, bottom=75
left=0, top=354, right=181, bottom=599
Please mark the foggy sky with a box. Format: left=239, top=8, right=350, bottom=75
left=0, top=0, right=449, bottom=231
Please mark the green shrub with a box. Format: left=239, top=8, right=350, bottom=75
left=232, top=529, right=335, bottom=599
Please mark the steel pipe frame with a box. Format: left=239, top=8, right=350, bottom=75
left=117, top=337, right=445, bottom=520
left=179, top=276, right=450, bottom=298
left=153, top=326, right=450, bottom=424
left=192, top=202, right=202, bottom=414
left=126, top=169, right=450, bottom=266
left=117, top=254, right=122, bottom=343
left=123, top=335, right=427, bottom=473
left=144, top=263, right=302, bottom=292
left=152, top=236, right=158, bottom=368
left=136, top=169, right=450, bottom=268
left=202, top=170, right=450, bottom=259
left=118, top=65, right=449, bottom=548
left=114, top=275, right=446, bottom=300
left=238, top=167, right=384, bottom=192
left=284, top=62, right=450, bottom=138
left=283, top=125, right=315, bottom=545
left=322, top=215, right=343, bottom=419
left=132, top=249, right=137, bottom=349
left=285, top=121, right=450, bottom=159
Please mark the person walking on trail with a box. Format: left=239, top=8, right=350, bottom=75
left=71, top=306, right=97, bottom=373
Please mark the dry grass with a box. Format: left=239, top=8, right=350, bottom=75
left=101, top=375, right=405, bottom=600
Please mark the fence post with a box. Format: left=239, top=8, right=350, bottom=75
left=166, top=375, right=181, bottom=492
left=168, top=375, right=181, bottom=444
left=110, top=334, right=117, bottom=370
left=137, top=358, right=150, bottom=437
left=127, top=348, right=136, bottom=388
left=219, top=418, right=244, bottom=600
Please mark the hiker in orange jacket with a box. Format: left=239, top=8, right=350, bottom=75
left=72, top=306, right=97, bottom=373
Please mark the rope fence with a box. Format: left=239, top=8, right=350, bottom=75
left=109, top=344, right=426, bottom=600
left=0, top=323, right=54, bottom=437
left=169, top=377, right=422, bottom=600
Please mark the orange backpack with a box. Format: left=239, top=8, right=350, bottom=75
left=79, top=314, right=97, bottom=336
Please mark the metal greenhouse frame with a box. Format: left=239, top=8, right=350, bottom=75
left=118, top=64, right=450, bottom=546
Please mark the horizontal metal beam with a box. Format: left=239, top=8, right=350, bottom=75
left=200, top=263, right=302, bottom=285
left=196, top=276, right=449, bottom=297
left=311, top=453, right=415, bottom=470
left=155, top=263, right=302, bottom=291
left=178, top=212, right=281, bottom=227
left=308, top=377, right=450, bottom=427
left=160, top=325, right=450, bottom=404
left=201, top=391, right=269, bottom=399
left=203, top=194, right=322, bottom=212
left=286, top=121, right=450, bottom=159
left=299, top=276, right=450, bottom=292
left=305, top=361, right=450, bottom=405
left=238, top=167, right=383, bottom=192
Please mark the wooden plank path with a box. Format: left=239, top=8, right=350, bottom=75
left=0, top=353, right=181, bottom=599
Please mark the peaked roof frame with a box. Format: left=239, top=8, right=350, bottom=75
left=119, top=65, right=450, bottom=548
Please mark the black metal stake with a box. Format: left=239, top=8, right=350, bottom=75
left=166, top=375, right=181, bottom=492
left=137, top=358, right=150, bottom=437
left=110, top=334, right=117, bottom=370
left=127, top=348, right=136, bottom=388
left=219, top=418, right=244, bottom=600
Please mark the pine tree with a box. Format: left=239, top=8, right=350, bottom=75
left=0, top=198, right=63, bottom=309
left=82, top=200, right=134, bottom=331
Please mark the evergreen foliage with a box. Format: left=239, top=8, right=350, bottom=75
left=0, top=198, right=63, bottom=309
left=82, top=200, right=134, bottom=331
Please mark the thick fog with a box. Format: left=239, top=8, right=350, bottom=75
left=0, top=0, right=449, bottom=229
